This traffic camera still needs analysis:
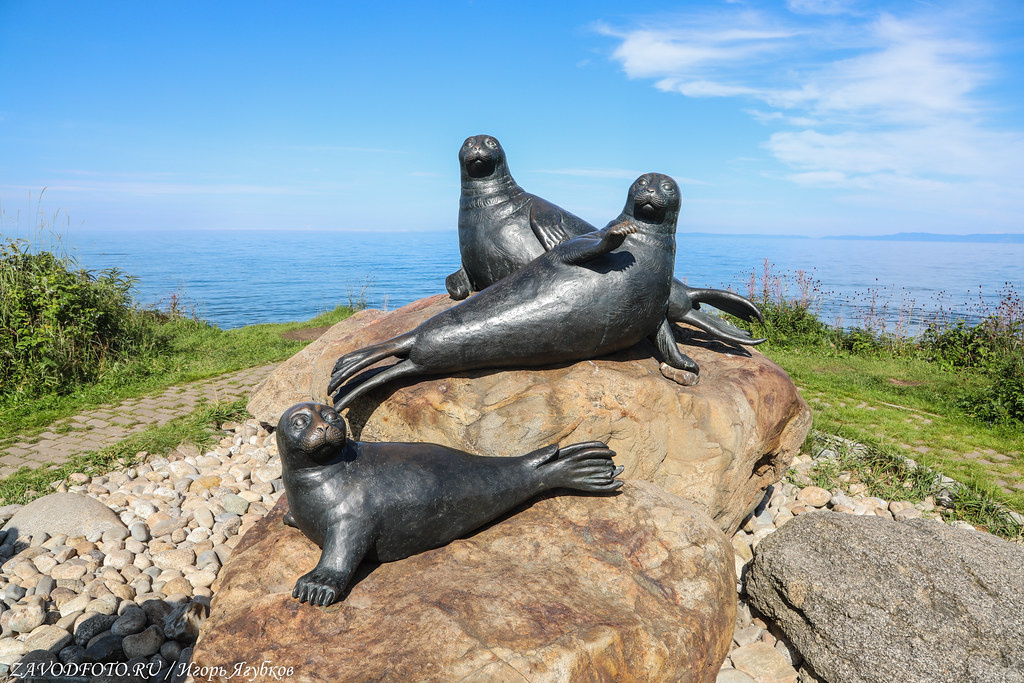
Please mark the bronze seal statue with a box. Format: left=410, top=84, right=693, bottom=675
left=278, top=402, right=623, bottom=607
left=328, top=172, right=697, bottom=411
left=445, top=134, right=765, bottom=370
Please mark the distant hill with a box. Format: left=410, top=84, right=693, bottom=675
left=821, top=232, right=1024, bottom=243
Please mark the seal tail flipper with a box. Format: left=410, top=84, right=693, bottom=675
left=670, top=285, right=765, bottom=325
left=332, top=358, right=423, bottom=413
left=681, top=308, right=768, bottom=347
left=328, top=333, right=416, bottom=395
left=535, top=441, right=624, bottom=493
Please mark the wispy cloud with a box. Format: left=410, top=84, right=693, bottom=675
left=598, top=3, right=1024, bottom=225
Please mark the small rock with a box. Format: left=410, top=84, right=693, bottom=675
left=221, top=494, right=249, bottom=515
left=58, top=643, right=86, bottom=664
left=796, top=486, right=831, bottom=508
left=111, top=606, right=147, bottom=636
left=122, top=624, right=164, bottom=659
left=24, top=623, right=74, bottom=652
left=8, top=602, right=46, bottom=632
left=84, top=631, right=123, bottom=663
left=731, top=641, right=799, bottom=683
left=153, top=549, right=196, bottom=572
left=74, top=612, right=118, bottom=645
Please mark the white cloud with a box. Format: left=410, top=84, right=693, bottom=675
left=599, top=4, right=1024, bottom=227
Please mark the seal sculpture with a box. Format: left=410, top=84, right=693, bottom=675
left=329, top=172, right=698, bottom=411
left=446, top=134, right=766, bottom=373
left=278, top=402, right=623, bottom=606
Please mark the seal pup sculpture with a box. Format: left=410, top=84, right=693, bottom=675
left=329, top=172, right=697, bottom=411
left=278, top=402, right=623, bottom=607
left=445, top=134, right=765, bottom=368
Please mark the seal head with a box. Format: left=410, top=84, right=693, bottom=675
left=459, top=134, right=507, bottom=182
left=624, top=173, right=680, bottom=230
left=277, top=402, right=348, bottom=471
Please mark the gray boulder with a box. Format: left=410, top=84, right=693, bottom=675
left=746, top=511, right=1024, bottom=683
left=1, top=493, right=125, bottom=541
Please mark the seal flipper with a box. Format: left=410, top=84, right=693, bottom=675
left=651, top=316, right=700, bottom=386
left=560, top=222, right=638, bottom=266
left=332, top=358, right=425, bottom=413
left=328, top=333, right=416, bottom=395
left=293, top=523, right=370, bottom=607
left=445, top=267, right=472, bottom=301
left=528, top=198, right=590, bottom=251
left=681, top=307, right=767, bottom=347
left=284, top=512, right=298, bottom=528
left=532, top=441, right=623, bottom=493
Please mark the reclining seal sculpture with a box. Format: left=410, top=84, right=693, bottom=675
left=445, top=134, right=765, bottom=370
left=278, top=402, right=623, bottom=606
left=329, top=171, right=698, bottom=411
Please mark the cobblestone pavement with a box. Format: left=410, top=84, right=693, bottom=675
left=0, top=364, right=278, bottom=479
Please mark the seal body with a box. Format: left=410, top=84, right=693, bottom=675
left=446, top=135, right=765, bottom=362
left=328, top=173, right=685, bottom=412
left=278, top=402, right=622, bottom=606
left=446, top=134, right=596, bottom=299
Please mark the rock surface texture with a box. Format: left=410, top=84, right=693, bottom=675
left=745, top=511, right=1024, bottom=683
left=193, top=480, right=736, bottom=683
left=248, top=296, right=812, bottom=534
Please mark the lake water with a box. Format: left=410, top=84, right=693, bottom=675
left=26, top=229, right=1024, bottom=333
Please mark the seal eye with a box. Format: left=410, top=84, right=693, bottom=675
left=292, top=415, right=309, bottom=429
left=661, top=182, right=673, bottom=192
left=485, top=138, right=497, bottom=148
left=636, top=178, right=648, bottom=188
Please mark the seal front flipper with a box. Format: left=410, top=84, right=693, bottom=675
left=284, top=512, right=298, bottom=528
left=293, top=523, right=370, bottom=607
left=560, top=222, right=638, bottom=265
left=445, top=267, right=472, bottom=301
left=651, top=317, right=700, bottom=386
left=528, top=198, right=591, bottom=251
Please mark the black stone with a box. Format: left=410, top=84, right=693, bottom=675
left=277, top=402, right=623, bottom=607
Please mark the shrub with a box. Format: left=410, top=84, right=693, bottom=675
left=0, top=238, right=158, bottom=397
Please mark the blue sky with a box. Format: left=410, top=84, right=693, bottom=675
left=1, top=0, right=1022, bottom=236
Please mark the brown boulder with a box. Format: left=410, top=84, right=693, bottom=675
left=192, top=480, right=735, bottom=682
left=248, top=295, right=811, bottom=534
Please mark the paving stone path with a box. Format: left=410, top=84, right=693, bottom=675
left=0, top=364, right=278, bottom=479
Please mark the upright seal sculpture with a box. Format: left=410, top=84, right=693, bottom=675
left=329, top=172, right=698, bottom=411
left=445, top=134, right=765, bottom=372
left=278, top=402, right=623, bottom=607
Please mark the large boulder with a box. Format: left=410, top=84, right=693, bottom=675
left=746, top=511, right=1024, bottom=683
left=193, top=481, right=735, bottom=682
left=249, top=295, right=811, bottom=535
left=2, top=493, right=126, bottom=541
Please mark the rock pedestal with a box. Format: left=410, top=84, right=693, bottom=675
left=192, top=481, right=735, bottom=682
left=248, top=295, right=812, bottom=534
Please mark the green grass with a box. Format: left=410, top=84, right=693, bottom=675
left=0, top=304, right=356, bottom=444
left=759, top=333, right=1024, bottom=515
left=0, top=399, right=248, bottom=506
left=800, top=433, right=1022, bottom=541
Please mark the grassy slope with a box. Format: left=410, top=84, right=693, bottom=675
left=0, top=305, right=355, bottom=442
left=764, top=347, right=1024, bottom=513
